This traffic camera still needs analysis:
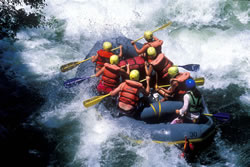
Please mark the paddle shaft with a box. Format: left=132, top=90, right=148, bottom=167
left=158, top=77, right=204, bottom=88
left=133, top=22, right=172, bottom=43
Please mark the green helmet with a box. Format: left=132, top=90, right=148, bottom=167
left=103, top=41, right=112, bottom=51
left=144, top=31, right=153, bottom=41
left=168, top=66, right=179, bottom=78
left=129, top=70, right=140, bottom=81
left=110, top=55, right=119, bottom=65
left=147, top=47, right=157, bottom=59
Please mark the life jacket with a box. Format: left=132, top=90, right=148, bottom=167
left=101, top=63, right=120, bottom=88
left=118, top=56, right=145, bottom=71
left=150, top=53, right=173, bottom=78
left=96, top=49, right=113, bottom=69
left=144, top=40, right=162, bottom=55
left=170, top=72, right=190, bottom=98
left=119, top=80, right=143, bottom=107
left=187, top=91, right=203, bottom=113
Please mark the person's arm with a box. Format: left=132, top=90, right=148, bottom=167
left=176, top=94, right=190, bottom=116
left=152, top=36, right=163, bottom=47
left=119, top=65, right=129, bottom=79
left=131, top=41, right=149, bottom=54
left=145, top=64, right=153, bottom=76
left=95, top=66, right=105, bottom=77
left=118, top=45, right=123, bottom=57
left=153, top=36, right=159, bottom=41
left=156, top=80, right=178, bottom=97
left=92, top=53, right=98, bottom=62
left=110, top=82, right=125, bottom=96
left=126, top=64, right=130, bottom=75
left=141, top=76, right=150, bottom=96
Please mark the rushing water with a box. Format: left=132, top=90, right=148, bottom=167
left=0, top=0, right=250, bottom=166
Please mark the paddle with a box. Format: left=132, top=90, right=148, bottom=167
left=60, top=57, right=92, bottom=72
left=60, top=47, right=121, bottom=72
left=133, top=22, right=172, bottom=43
left=204, top=113, right=230, bottom=122
left=178, top=64, right=200, bottom=72
left=158, top=77, right=205, bottom=88
left=83, top=78, right=147, bottom=108
left=64, top=74, right=96, bottom=88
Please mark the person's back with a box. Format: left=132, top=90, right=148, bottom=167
left=145, top=47, right=173, bottom=84
left=110, top=70, right=150, bottom=118
left=155, top=66, right=191, bottom=101
left=92, top=42, right=123, bottom=72
left=96, top=55, right=128, bottom=94
left=131, top=31, right=163, bottom=58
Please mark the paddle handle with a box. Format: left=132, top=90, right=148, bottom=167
left=158, top=84, right=170, bottom=88
left=204, top=114, right=213, bottom=116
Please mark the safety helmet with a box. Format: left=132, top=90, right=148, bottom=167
left=144, top=31, right=153, bottom=41
left=103, top=41, right=112, bottom=51
left=168, top=66, right=179, bottom=78
left=129, top=70, right=140, bottom=81
left=185, top=79, right=196, bottom=90
left=110, top=55, right=119, bottom=65
left=147, top=47, right=157, bottom=59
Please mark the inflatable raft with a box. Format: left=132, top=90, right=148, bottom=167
left=77, top=36, right=216, bottom=145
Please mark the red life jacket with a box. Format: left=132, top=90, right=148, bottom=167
left=101, top=63, right=120, bottom=88
left=119, top=80, right=143, bottom=107
left=118, top=56, right=145, bottom=71
left=150, top=53, right=173, bottom=78
left=96, top=49, right=113, bottom=69
left=171, top=72, right=191, bottom=98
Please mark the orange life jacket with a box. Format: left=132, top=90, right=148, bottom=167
left=96, top=49, right=113, bottom=69
left=144, top=40, right=162, bottom=55
left=119, top=80, right=143, bottom=107
left=118, top=56, right=145, bottom=71
left=171, top=72, right=191, bottom=98
left=101, top=63, right=120, bottom=88
left=150, top=53, right=173, bottom=78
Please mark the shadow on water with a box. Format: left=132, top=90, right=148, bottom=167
left=0, top=44, right=57, bottom=166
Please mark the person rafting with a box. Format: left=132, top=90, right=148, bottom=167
left=110, top=70, right=150, bottom=118
left=92, top=42, right=123, bottom=72
left=171, top=79, right=203, bottom=124
left=95, top=55, right=129, bottom=94
left=144, top=47, right=173, bottom=84
left=155, top=66, right=191, bottom=102
left=131, top=31, right=163, bottom=61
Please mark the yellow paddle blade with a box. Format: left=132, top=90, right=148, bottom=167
left=83, top=93, right=111, bottom=108
left=133, top=21, right=172, bottom=43
left=60, top=57, right=91, bottom=72
left=158, top=77, right=205, bottom=88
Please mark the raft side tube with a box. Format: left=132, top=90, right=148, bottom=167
left=140, top=101, right=183, bottom=123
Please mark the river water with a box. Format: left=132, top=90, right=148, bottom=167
left=0, top=0, right=250, bottom=166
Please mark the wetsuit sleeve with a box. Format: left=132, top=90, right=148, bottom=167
left=179, top=94, right=190, bottom=116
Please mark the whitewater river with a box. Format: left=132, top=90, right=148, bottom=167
left=0, top=0, right=250, bottom=166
